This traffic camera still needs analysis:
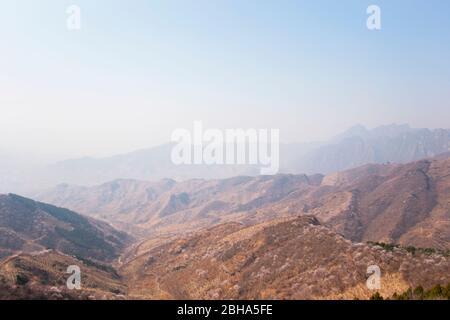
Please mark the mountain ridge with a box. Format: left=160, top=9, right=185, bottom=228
left=120, top=215, right=450, bottom=299
left=0, top=193, right=131, bottom=263
left=38, top=154, right=450, bottom=250
left=2, top=124, right=450, bottom=194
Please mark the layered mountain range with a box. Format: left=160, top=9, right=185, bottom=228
left=1, top=128, right=450, bottom=299
left=38, top=154, right=450, bottom=250
left=2, top=124, right=450, bottom=194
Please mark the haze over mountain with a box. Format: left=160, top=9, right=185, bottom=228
left=41, top=124, right=450, bottom=185
left=2, top=124, right=449, bottom=196
left=3, top=125, right=450, bottom=299
left=2, top=0, right=450, bottom=301
left=289, top=124, right=450, bottom=174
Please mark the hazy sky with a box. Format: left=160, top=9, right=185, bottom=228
left=1, top=0, right=449, bottom=159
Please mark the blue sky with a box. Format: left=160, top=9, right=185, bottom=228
left=0, top=0, right=449, bottom=158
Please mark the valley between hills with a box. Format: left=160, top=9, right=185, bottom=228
left=2, top=153, right=450, bottom=299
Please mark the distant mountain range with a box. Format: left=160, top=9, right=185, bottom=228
left=288, top=124, right=450, bottom=174
left=42, top=124, right=450, bottom=184
left=1, top=124, right=449, bottom=195
left=38, top=153, right=450, bottom=250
